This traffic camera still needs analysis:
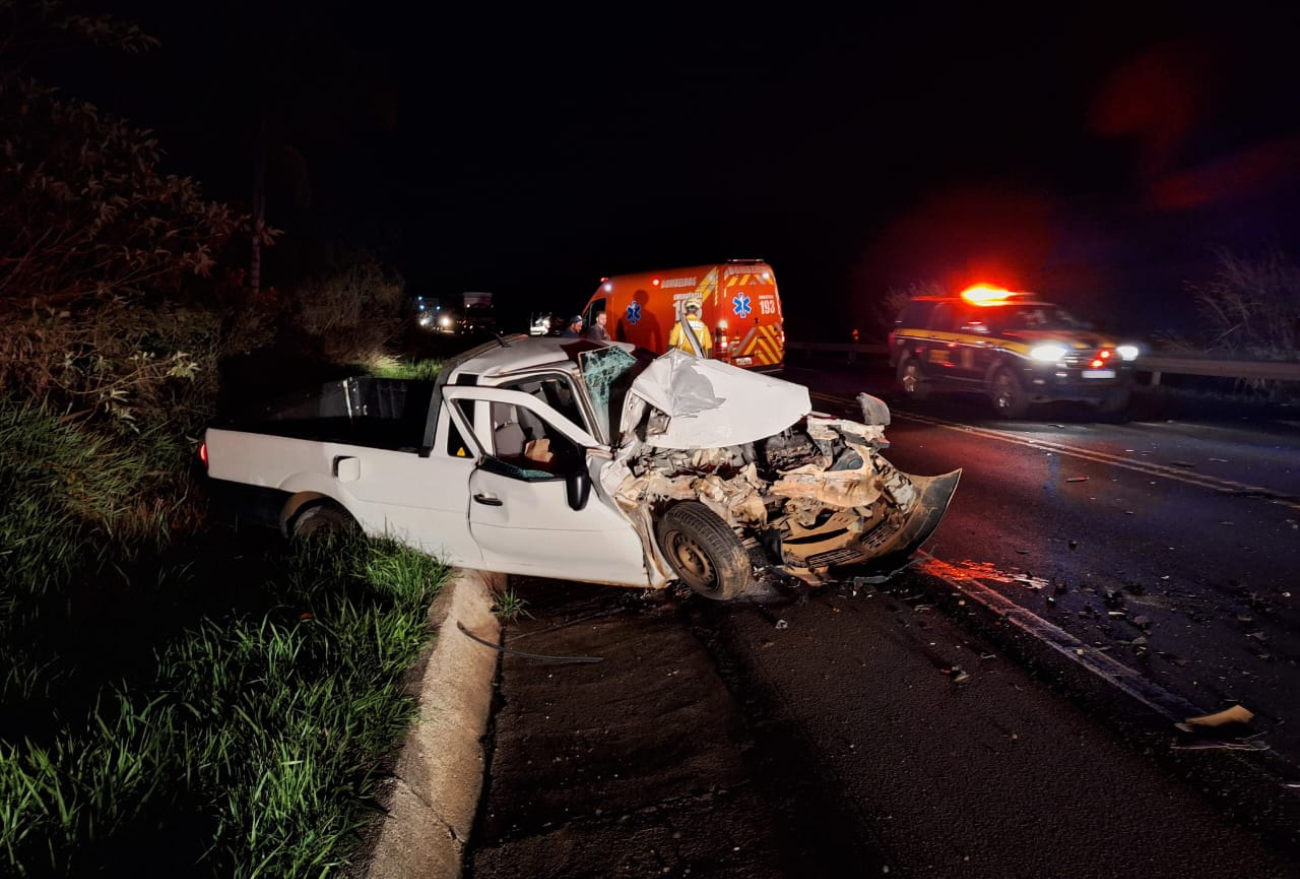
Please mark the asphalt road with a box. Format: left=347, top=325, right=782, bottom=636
left=467, top=579, right=1297, bottom=878
left=793, top=364, right=1300, bottom=776
left=465, top=364, right=1300, bottom=878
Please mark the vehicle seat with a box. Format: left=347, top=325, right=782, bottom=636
left=493, top=422, right=527, bottom=458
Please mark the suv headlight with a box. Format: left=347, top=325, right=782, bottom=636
left=1029, top=344, right=1068, bottom=362
left=1116, top=344, right=1139, bottom=361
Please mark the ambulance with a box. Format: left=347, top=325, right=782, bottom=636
left=582, top=260, right=785, bottom=371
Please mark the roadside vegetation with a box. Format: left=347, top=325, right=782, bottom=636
left=1, top=4, right=441, bottom=877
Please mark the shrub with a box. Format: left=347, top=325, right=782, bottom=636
left=286, top=252, right=406, bottom=364
left=1191, top=249, right=1300, bottom=360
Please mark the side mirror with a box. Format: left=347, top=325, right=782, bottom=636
left=565, top=466, right=592, bottom=511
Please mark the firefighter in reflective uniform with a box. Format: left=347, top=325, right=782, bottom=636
left=669, top=299, right=713, bottom=358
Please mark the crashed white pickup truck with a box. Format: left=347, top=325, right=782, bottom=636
left=202, top=337, right=960, bottom=600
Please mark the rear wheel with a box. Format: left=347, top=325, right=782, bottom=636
left=656, top=502, right=751, bottom=601
left=896, top=355, right=930, bottom=400
left=291, top=501, right=360, bottom=543
left=1097, top=385, right=1131, bottom=419
left=989, top=366, right=1029, bottom=419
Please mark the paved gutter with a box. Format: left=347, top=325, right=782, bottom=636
left=362, top=569, right=504, bottom=879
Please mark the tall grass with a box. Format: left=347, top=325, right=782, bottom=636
left=1, top=399, right=450, bottom=877
left=362, top=356, right=443, bottom=382
left=0, top=536, right=448, bottom=879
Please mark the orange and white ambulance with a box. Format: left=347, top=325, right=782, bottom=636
left=582, top=260, right=785, bottom=371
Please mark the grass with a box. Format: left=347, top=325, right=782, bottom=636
left=362, top=356, right=443, bottom=382
left=492, top=587, right=532, bottom=623
left=0, top=399, right=451, bottom=878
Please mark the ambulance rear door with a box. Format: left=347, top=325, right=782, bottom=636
left=718, top=263, right=783, bottom=369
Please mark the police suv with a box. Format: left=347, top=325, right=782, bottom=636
left=888, top=286, right=1140, bottom=418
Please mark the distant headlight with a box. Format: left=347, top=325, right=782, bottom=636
left=418, top=313, right=433, bottom=326
left=1030, top=344, right=1068, bottom=362
left=439, top=315, right=452, bottom=328
left=1116, top=344, right=1139, bottom=361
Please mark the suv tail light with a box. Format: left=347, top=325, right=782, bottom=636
left=199, top=442, right=209, bottom=470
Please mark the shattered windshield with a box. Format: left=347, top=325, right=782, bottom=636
left=578, top=346, right=643, bottom=444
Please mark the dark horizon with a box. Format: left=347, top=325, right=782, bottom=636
left=44, top=1, right=1300, bottom=341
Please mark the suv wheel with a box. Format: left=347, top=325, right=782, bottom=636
left=896, top=356, right=930, bottom=400
left=989, top=367, right=1029, bottom=419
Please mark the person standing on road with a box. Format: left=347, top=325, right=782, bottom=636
left=560, top=315, right=584, bottom=338
left=585, top=311, right=610, bottom=342
left=669, top=300, right=712, bottom=358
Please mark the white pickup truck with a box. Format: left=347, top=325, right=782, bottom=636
left=202, top=337, right=960, bottom=600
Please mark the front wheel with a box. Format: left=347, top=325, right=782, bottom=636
left=655, top=502, right=752, bottom=601
left=988, top=366, right=1029, bottom=419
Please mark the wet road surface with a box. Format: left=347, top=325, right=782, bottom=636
left=792, top=365, right=1300, bottom=778
left=465, top=578, right=1298, bottom=879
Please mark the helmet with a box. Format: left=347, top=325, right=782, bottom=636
left=684, top=299, right=701, bottom=314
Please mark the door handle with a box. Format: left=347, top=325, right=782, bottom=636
left=473, top=493, right=504, bottom=507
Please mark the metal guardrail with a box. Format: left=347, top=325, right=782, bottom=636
left=784, top=342, right=1300, bottom=383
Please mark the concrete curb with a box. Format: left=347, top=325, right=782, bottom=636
left=363, top=568, right=504, bottom=879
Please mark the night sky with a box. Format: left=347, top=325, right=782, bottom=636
left=49, top=1, right=1300, bottom=340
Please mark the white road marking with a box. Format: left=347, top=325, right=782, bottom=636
left=912, top=550, right=1198, bottom=722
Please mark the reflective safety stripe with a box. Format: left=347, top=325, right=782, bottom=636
left=737, top=324, right=783, bottom=365
left=891, top=329, right=1036, bottom=357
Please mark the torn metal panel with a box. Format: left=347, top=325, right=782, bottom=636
left=628, top=349, right=810, bottom=449
left=769, top=445, right=885, bottom=510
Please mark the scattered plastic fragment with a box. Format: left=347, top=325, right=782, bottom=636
left=775, top=619, right=790, bottom=630
left=945, top=666, right=971, bottom=684
left=1066, top=476, right=1087, bottom=483
left=1132, top=615, right=1151, bottom=629
left=1170, top=461, right=1195, bottom=468
left=1183, top=705, right=1254, bottom=728
left=1209, top=457, right=1228, bottom=463
left=1068, top=540, right=1078, bottom=550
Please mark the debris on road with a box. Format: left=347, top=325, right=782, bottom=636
left=1181, top=705, right=1254, bottom=729
left=1066, top=476, right=1088, bottom=483
left=775, top=619, right=790, bottom=630
left=943, top=665, right=971, bottom=684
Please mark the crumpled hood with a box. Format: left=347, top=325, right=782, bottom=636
left=627, top=349, right=810, bottom=449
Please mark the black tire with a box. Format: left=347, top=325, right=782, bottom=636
left=291, top=501, right=360, bottom=543
left=896, top=355, right=930, bottom=401
left=655, top=502, right=751, bottom=601
left=1097, top=385, right=1131, bottom=419
left=988, top=366, right=1029, bottom=419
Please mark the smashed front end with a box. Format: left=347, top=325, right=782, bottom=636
left=616, top=411, right=960, bottom=585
